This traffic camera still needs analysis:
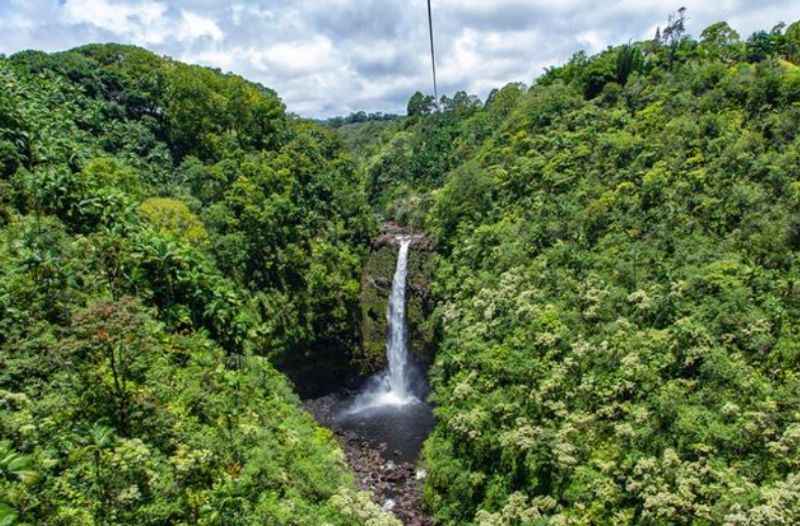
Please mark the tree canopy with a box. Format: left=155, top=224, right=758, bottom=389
left=5, top=9, right=800, bottom=525
left=0, top=44, right=394, bottom=525
left=347, top=13, right=800, bottom=525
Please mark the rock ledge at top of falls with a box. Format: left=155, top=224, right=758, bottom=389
left=372, top=222, right=436, bottom=252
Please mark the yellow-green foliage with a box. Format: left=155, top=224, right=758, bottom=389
left=139, top=197, right=208, bottom=244
left=81, top=157, right=141, bottom=196
left=164, top=61, right=285, bottom=161
left=786, top=21, right=800, bottom=64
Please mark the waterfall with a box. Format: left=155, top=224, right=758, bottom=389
left=386, top=238, right=412, bottom=399
left=347, top=237, right=418, bottom=413
left=335, top=235, right=434, bottom=462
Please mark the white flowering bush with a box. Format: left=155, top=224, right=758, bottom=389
left=419, top=24, right=800, bottom=524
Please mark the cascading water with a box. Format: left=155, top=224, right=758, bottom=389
left=385, top=237, right=413, bottom=402
left=331, top=233, right=434, bottom=463
left=347, top=237, right=419, bottom=412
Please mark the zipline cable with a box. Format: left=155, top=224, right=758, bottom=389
left=427, top=0, right=439, bottom=107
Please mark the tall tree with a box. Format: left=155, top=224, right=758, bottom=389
left=407, top=91, right=435, bottom=117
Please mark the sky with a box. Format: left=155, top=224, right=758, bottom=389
left=1, top=1, right=800, bottom=118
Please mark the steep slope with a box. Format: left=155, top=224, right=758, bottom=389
left=356, top=18, right=800, bottom=525
left=0, top=45, right=396, bottom=524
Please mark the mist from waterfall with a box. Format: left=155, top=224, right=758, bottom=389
left=346, top=237, right=419, bottom=413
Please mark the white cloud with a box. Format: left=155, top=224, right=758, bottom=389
left=250, top=36, right=336, bottom=75
left=61, top=0, right=169, bottom=44
left=577, top=30, right=607, bottom=53
left=2, top=0, right=800, bottom=117
left=183, top=48, right=235, bottom=70
left=60, top=1, right=222, bottom=45
left=177, top=10, right=224, bottom=42
left=231, top=4, right=275, bottom=26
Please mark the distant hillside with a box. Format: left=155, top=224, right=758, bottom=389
left=324, top=111, right=402, bottom=128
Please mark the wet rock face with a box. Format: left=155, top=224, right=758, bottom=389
left=356, top=224, right=436, bottom=375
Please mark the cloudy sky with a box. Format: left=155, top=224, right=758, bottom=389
left=1, top=1, right=799, bottom=117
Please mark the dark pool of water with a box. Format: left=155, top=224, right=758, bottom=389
left=333, top=399, right=435, bottom=463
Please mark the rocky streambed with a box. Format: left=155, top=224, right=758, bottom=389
left=305, top=393, right=434, bottom=526
left=302, top=224, right=437, bottom=525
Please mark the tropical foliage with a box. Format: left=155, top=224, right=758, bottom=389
left=352, top=14, right=800, bottom=526
left=0, top=44, right=392, bottom=524
left=5, top=10, right=800, bottom=525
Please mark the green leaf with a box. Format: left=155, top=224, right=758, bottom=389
left=6, top=455, right=31, bottom=473
left=0, top=502, right=18, bottom=526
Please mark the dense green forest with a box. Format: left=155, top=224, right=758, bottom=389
left=4, top=9, right=800, bottom=526
left=0, top=44, right=398, bottom=525
left=353, top=14, right=800, bottom=525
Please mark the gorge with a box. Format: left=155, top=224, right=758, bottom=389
left=4, top=11, right=800, bottom=525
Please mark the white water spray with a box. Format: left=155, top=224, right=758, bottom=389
left=347, top=237, right=417, bottom=412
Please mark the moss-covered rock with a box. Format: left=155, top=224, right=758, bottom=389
left=356, top=234, right=436, bottom=374
left=406, top=246, right=436, bottom=366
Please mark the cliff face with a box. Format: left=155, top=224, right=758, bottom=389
left=356, top=226, right=436, bottom=374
